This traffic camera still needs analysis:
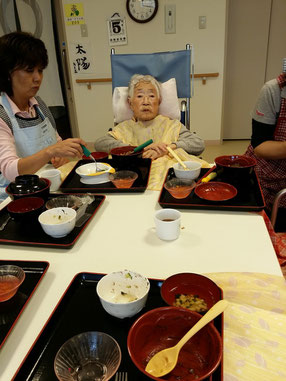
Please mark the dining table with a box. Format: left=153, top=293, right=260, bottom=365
left=0, top=162, right=283, bottom=381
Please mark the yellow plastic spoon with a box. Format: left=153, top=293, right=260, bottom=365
left=145, top=299, right=228, bottom=377
left=166, top=146, right=188, bottom=170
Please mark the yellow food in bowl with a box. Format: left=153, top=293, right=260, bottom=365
left=174, top=293, right=208, bottom=312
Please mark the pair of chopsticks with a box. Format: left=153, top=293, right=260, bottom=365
left=166, top=146, right=188, bottom=170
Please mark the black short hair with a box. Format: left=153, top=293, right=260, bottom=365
left=0, top=31, right=48, bottom=95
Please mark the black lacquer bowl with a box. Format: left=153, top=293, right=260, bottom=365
left=6, top=175, right=51, bottom=200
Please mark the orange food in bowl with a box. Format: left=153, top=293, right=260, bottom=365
left=0, top=265, right=25, bottom=302
left=109, top=171, right=138, bottom=189
left=164, top=179, right=195, bottom=199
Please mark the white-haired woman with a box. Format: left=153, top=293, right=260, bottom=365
left=94, top=74, right=204, bottom=160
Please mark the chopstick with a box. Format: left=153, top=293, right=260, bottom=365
left=166, top=147, right=188, bottom=170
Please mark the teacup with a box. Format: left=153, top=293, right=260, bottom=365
left=154, top=208, right=181, bottom=241
left=40, top=169, right=62, bottom=192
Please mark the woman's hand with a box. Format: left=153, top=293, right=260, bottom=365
left=142, top=142, right=177, bottom=160
left=144, top=142, right=168, bottom=156
left=50, top=157, right=70, bottom=168
left=45, top=138, right=86, bottom=160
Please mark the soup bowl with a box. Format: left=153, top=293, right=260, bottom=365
left=7, top=197, right=44, bottom=222
left=127, top=306, right=222, bottom=381
left=214, top=155, right=256, bottom=180
left=110, top=146, right=142, bottom=168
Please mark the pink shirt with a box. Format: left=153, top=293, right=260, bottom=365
left=0, top=95, right=61, bottom=181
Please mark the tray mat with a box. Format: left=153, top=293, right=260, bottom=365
left=0, top=260, right=49, bottom=348
left=0, top=194, right=105, bottom=249
left=13, top=272, right=223, bottom=381
left=60, top=158, right=151, bottom=193
left=159, top=167, right=265, bottom=211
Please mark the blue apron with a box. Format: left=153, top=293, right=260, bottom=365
left=0, top=93, right=57, bottom=200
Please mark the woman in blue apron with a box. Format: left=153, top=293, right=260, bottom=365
left=0, top=31, right=86, bottom=201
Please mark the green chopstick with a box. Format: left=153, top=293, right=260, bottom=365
left=133, top=139, right=153, bottom=153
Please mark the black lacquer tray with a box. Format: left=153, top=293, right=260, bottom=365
left=59, top=158, right=151, bottom=193
left=159, top=166, right=265, bottom=212
left=0, top=194, right=105, bottom=249
left=0, top=260, right=49, bottom=349
left=13, top=272, right=223, bottom=381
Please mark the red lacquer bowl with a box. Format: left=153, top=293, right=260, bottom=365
left=195, top=182, right=237, bottom=201
left=161, top=272, right=221, bottom=313
left=82, top=151, right=108, bottom=161
left=7, top=197, right=44, bottom=222
left=127, top=306, right=222, bottom=381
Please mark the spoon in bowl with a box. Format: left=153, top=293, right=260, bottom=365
left=81, top=144, right=98, bottom=173
left=145, top=299, right=228, bottom=377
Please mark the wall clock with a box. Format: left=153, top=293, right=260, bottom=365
left=126, top=0, right=158, bottom=23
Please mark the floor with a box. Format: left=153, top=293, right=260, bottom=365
left=202, top=139, right=250, bottom=163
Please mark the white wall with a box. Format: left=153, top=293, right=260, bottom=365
left=61, top=0, right=227, bottom=144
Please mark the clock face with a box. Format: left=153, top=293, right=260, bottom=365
left=126, top=0, right=158, bottom=23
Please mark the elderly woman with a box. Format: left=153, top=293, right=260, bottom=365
left=95, top=74, right=205, bottom=159
left=95, top=74, right=206, bottom=189
left=0, top=31, right=86, bottom=200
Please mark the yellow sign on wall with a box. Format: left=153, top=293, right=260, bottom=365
left=64, top=3, right=84, bottom=25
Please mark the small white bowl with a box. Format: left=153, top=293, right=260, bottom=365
left=38, top=207, right=76, bottom=238
left=96, top=270, right=150, bottom=319
left=75, top=162, right=115, bottom=184
left=173, top=161, right=202, bottom=180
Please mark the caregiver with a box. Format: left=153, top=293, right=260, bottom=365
left=0, top=31, right=86, bottom=200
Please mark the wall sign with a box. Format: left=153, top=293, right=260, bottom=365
left=70, top=41, right=95, bottom=75
left=107, top=13, right=128, bottom=46
left=64, top=3, right=85, bottom=25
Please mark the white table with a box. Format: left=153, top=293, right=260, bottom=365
left=0, top=190, right=282, bottom=380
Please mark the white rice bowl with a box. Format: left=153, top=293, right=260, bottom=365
left=96, top=270, right=150, bottom=319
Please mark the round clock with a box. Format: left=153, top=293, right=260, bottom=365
left=126, top=0, right=158, bottom=23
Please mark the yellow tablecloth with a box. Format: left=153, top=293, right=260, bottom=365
left=206, top=273, right=286, bottom=381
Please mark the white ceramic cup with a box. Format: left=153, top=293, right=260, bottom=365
left=154, top=208, right=181, bottom=241
left=40, top=169, right=62, bottom=191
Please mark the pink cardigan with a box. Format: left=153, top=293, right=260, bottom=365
left=0, top=96, right=61, bottom=181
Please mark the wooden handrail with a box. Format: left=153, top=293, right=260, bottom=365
left=76, top=72, right=219, bottom=89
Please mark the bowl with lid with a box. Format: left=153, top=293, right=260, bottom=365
left=6, top=174, right=51, bottom=200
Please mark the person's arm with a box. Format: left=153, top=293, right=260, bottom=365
left=254, top=140, right=286, bottom=159
left=174, top=124, right=205, bottom=156
left=0, top=118, right=86, bottom=180
left=94, top=133, right=127, bottom=152
left=17, top=138, right=86, bottom=175
left=250, top=118, right=286, bottom=159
